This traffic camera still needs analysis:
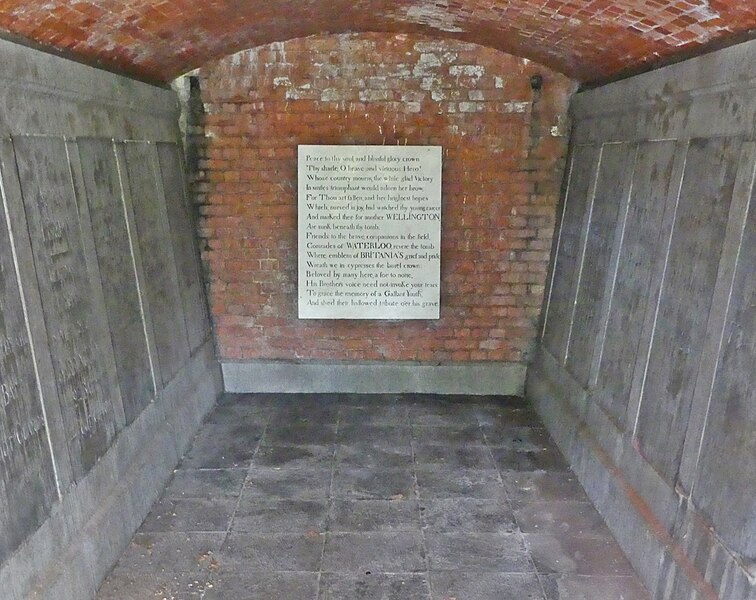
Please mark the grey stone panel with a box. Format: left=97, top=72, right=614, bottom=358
left=691, top=181, right=756, bottom=559
left=76, top=138, right=154, bottom=425
left=155, top=142, right=209, bottom=354
left=13, top=135, right=118, bottom=480
left=635, top=136, right=741, bottom=483
left=593, top=140, right=677, bottom=428
left=542, top=144, right=601, bottom=362
left=122, top=142, right=190, bottom=386
left=0, top=158, right=58, bottom=566
left=566, top=142, right=633, bottom=387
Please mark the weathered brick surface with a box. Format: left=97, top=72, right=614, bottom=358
left=197, top=33, right=572, bottom=364
left=0, top=0, right=754, bottom=83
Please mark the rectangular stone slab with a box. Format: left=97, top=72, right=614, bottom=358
left=156, top=143, right=209, bottom=354
left=635, top=136, right=741, bottom=483
left=77, top=138, right=154, bottom=425
left=0, top=153, right=58, bottom=566
left=13, top=135, right=117, bottom=479
left=122, top=142, right=189, bottom=386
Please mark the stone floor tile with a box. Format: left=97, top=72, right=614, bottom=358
left=483, top=425, right=555, bottom=450
left=411, top=424, right=486, bottom=446
left=540, top=574, right=651, bottom=600
left=525, top=534, right=637, bottom=576
left=332, top=467, right=415, bottom=500
left=430, top=571, right=545, bottom=600
left=139, top=497, right=236, bottom=533
left=218, top=532, right=325, bottom=572
left=244, top=466, right=333, bottom=499
left=336, top=424, right=413, bottom=447
left=161, top=468, right=247, bottom=499
left=335, top=443, right=413, bottom=469
left=425, top=532, right=533, bottom=572
left=476, top=407, right=544, bottom=428
left=502, top=471, right=590, bottom=508
left=491, top=447, right=571, bottom=472
left=407, top=406, right=480, bottom=427
left=232, top=498, right=329, bottom=534
left=95, top=567, right=212, bottom=599
left=415, top=466, right=506, bottom=499
left=253, top=443, right=334, bottom=469
left=338, top=404, right=410, bottom=426
left=203, top=571, right=319, bottom=600
left=264, top=423, right=338, bottom=445
left=319, top=573, right=431, bottom=600
left=322, top=531, right=426, bottom=573
left=413, top=443, right=496, bottom=469
left=114, top=532, right=225, bottom=574
left=515, top=502, right=614, bottom=538
left=419, top=498, right=516, bottom=534
left=328, top=499, right=420, bottom=532
left=179, top=423, right=264, bottom=468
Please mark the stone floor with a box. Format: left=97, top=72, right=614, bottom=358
left=96, top=394, right=651, bottom=600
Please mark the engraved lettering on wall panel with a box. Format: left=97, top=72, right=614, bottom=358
left=156, top=143, right=209, bottom=353
left=594, top=141, right=677, bottom=428
left=692, top=183, right=755, bottom=558
left=13, top=136, right=117, bottom=479
left=122, top=142, right=189, bottom=385
left=0, top=172, right=57, bottom=565
left=566, top=143, right=631, bottom=386
left=78, top=139, right=154, bottom=425
left=635, top=137, right=741, bottom=482
left=542, top=144, right=601, bottom=361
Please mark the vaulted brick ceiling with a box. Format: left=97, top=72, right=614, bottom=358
left=1, top=0, right=754, bottom=84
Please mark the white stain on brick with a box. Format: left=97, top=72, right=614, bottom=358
left=404, top=0, right=465, bottom=33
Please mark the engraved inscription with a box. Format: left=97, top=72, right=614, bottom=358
left=14, top=136, right=116, bottom=478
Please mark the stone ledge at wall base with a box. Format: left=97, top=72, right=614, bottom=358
left=222, top=360, right=526, bottom=396
left=527, top=347, right=755, bottom=600
left=0, top=340, right=222, bottom=600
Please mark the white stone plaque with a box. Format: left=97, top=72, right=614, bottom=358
left=298, top=145, right=442, bottom=319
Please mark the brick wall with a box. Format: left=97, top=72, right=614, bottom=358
left=195, top=33, right=573, bottom=364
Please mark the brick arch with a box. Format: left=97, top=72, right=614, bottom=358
left=0, top=1, right=754, bottom=84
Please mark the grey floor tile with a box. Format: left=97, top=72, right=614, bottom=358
left=265, top=423, right=338, bottom=445
left=420, top=498, right=516, bottom=534
left=540, top=574, right=651, bottom=600
left=430, top=571, right=545, bottom=600
left=180, top=423, right=263, bottom=469
left=335, top=443, right=414, bottom=469
left=491, top=447, right=571, bottom=472
left=244, top=466, right=333, bottom=499
left=319, top=573, right=431, bottom=600
left=415, top=467, right=506, bottom=499
left=233, top=498, right=328, bottom=534
left=502, top=472, right=590, bottom=508
left=162, top=468, right=247, bottom=499
left=426, top=532, right=533, bottom=572
left=476, top=407, right=544, bottom=428
left=267, top=406, right=340, bottom=427
left=338, top=405, right=410, bottom=426
left=411, top=424, right=487, bottom=446
left=328, top=499, right=420, bottom=532
left=114, top=532, right=225, bottom=574
left=483, top=425, right=555, bottom=450
left=96, top=567, right=212, bottom=599
left=218, top=532, right=325, bottom=572
left=203, top=571, right=319, bottom=600
left=253, top=443, right=334, bottom=469
left=515, top=502, right=614, bottom=538
left=413, top=444, right=496, bottom=469
left=525, top=534, right=637, bottom=576
left=322, top=532, right=426, bottom=573
left=336, top=424, right=413, bottom=447
left=408, top=407, right=480, bottom=428
left=332, top=467, right=415, bottom=500
left=139, top=497, right=236, bottom=533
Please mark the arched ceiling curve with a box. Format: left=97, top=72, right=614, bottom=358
left=0, top=0, right=754, bottom=84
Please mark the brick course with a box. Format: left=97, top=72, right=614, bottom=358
left=195, top=33, right=572, bottom=364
